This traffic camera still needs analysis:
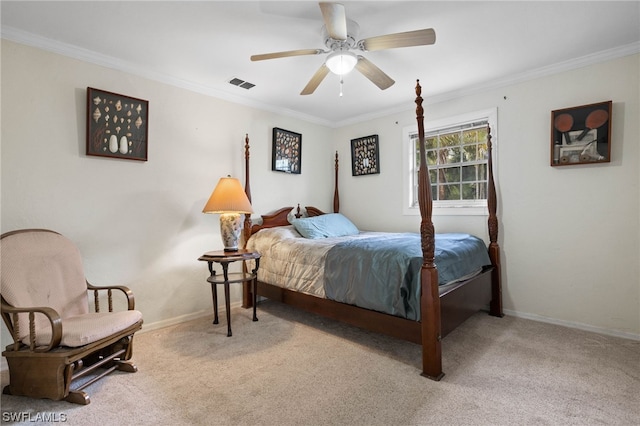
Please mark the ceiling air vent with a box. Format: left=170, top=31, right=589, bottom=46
left=229, top=78, right=255, bottom=90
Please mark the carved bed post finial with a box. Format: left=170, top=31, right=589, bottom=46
left=334, top=151, right=340, bottom=213
left=244, top=134, right=251, bottom=204
left=415, top=80, right=435, bottom=268
left=242, top=134, right=254, bottom=308
left=243, top=134, right=253, bottom=251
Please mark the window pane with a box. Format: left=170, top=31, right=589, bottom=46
left=450, top=147, right=461, bottom=164
left=477, top=182, right=487, bottom=199
left=429, top=168, right=437, bottom=184
left=463, top=130, right=476, bottom=145
left=461, top=165, right=477, bottom=182
left=425, top=136, right=437, bottom=150
left=462, top=144, right=476, bottom=162
left=426, top=149, right=437, bottom=166
left=438, top=147, right=461, bottom=165
left=478, top=142, right=488, bottom=161
left=478, top=163, right=487, bottom=179
left=441, top=167, right=460, bottom=183
left=439, top=183, right=460, bottom=200
left=462, top=129, right=478, bottom=144
left=439, top=133, right=459, bottom=147
left=462, top=183, right=478, bottom=200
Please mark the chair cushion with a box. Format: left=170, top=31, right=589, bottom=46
left=24, top=310, right=143, bottom=348
left=1, top=230, right=90, bottom=341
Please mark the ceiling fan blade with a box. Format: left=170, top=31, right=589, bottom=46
left=360, top=28, right=436, bottom=52
left=319, top=2, right=347, bottom=40
left=300, top=64, right=330, bottom=95
left=354, top=56, right=395, bottom=90
left=251, top=49, right=324, bottom=61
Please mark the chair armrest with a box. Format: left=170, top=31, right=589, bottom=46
left=87, top=282, right=136, bottom=311
left=0, top=300, right=62, bottom=352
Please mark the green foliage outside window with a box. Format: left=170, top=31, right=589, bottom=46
left=412, top=124, right=488, bottom=204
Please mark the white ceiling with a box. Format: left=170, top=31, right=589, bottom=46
left=2, top=1, right=639, bottom=127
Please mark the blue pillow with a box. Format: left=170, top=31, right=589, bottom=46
left=292, top=213, right=359, bottom=239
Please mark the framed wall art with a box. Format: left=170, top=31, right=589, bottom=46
left=551, top=101, right=612, bottom=166
left=86, top=87, right=149, bottom=161
left=272, top=127, right=301, bottom=174
left=351, top=134, right=380, bottom=176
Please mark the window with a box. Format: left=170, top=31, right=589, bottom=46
left=403, top=108, right=497, bottom=216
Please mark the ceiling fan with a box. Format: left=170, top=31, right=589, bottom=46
left=250, top=2, right=436, bottom=95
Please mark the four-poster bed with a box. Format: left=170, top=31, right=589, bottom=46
left=241, top=80, right=503, bottom=379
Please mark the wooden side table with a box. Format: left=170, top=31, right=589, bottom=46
left=198, top=250, right=261, bottom=336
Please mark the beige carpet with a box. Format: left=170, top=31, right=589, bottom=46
left=2, top=301, right=639, bottom=425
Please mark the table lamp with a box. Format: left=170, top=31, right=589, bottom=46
left=202, top=176, right=253, bottom=252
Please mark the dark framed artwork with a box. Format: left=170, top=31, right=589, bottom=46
left=272, top=127, right=301, bottom=174
left=351, top=134, right=380, bottom=176
left=86, top=87, right=149, bottom=161
left=551, top=101, right=612, bottom=166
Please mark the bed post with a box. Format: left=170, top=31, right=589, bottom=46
left=333, top=151, right=340, bottom=213
left=242, top=133, right=253, bottom=308
left=415, top=80, right=444, bottom=381
left=486, top=128, right=504, bottom=317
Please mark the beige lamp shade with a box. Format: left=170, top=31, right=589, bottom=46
left=202, top=176, right=253, bottom=214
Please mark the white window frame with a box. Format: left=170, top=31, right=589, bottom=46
left=402, top=107, right=497, bottom=216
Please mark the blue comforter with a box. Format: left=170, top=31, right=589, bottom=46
left=323, top=233, right=491, bottom=321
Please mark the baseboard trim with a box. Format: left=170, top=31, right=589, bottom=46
left=137, top=310, right=211, bottom=334
left=503, top=309, right=640, bottom=341
left=138, top=301, right=243, bottom=334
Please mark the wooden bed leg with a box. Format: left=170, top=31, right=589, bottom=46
left=421, top=266, right=444, bottom=381
left=488, top=244, right=504, bottom=317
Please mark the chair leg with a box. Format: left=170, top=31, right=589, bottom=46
left=65, top=390, right=90, bottom=405
left=115, top=360, right=137, bottom=373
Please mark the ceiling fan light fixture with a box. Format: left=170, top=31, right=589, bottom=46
left=325, top=51, right=357, bottom=75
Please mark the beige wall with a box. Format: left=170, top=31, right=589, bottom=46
left=1, top=40, right=638, bottom=358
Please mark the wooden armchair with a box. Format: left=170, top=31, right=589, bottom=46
left=1, top=229, right=143, bottom=405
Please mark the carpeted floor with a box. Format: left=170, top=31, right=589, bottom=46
left=2, top=301, right=639, bottom=425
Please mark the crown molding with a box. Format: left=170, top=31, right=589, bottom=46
left=3, top=26, right=637, bottom=129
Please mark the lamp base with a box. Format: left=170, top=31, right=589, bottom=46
left=219, top=212, right=243, bottom=252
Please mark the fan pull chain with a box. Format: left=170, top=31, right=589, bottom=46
left=339, top=77, right=344, bottom=97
